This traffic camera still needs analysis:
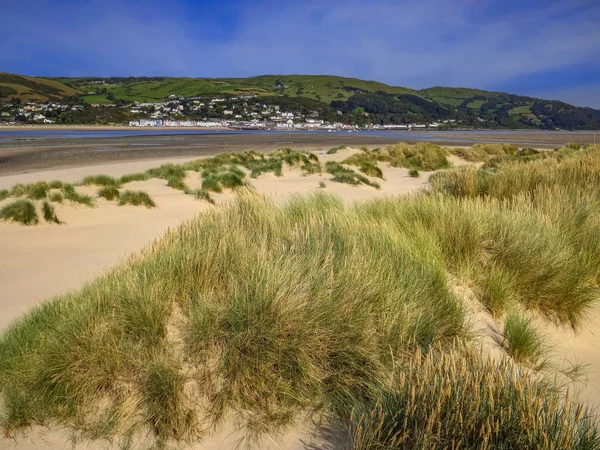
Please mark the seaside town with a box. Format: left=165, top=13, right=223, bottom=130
left=0, top=93, right=459, bottom=130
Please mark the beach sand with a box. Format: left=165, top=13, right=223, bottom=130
left=1, top=147, right=599, bottom=449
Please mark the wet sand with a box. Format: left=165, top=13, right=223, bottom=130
left=1, top=129, right=598, bottom=176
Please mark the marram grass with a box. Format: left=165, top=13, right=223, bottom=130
left=348, top=346, right=598, bottom=450
left=0, top=177, right=599, bottom=446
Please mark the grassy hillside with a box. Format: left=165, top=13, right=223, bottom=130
left=0, top=73, right=81, bottom=102
left=2, top=73, right=599, bottom=129
left=1, top=144, right=600, bottom=448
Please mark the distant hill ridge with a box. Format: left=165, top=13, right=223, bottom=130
left=1, top=73, right=599, bottom=129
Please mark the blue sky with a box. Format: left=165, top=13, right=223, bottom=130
left=2, top=0, right=600, bottom=108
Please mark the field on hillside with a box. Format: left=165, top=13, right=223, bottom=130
left=0, top=73, right=81, bottom=102
left=1, top=143, right=600, bottom=448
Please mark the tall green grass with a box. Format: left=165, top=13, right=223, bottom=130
left=62, top=184, right=94, bottom=206
left=325, top=162, right=380, bottom=189
left=346, top=346, right=598, bottom=450
left=81, top=175, right=120, bottom=186
left=503, top=312, right=545, bottom=366
left=1, top=173, right=598, bottom=446
left=118, top=190, right=156, bottom=208
left=342, top=142, right=451, bottom=172
left=97, top=186, right=120, bottom=201
left=42, top=201, right=60, bottom=224
left=0, top=200, right=38, bottom=225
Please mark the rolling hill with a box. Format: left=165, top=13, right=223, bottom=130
left=0, top=73, right=81, bottom=103
left=2, top=73, right=599, bottom=129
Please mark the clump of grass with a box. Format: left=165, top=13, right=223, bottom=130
left=97, top=186, right=120, bottom=201
left=302, top=161, right=322, bottom=175
left=62, top=184, right=94, bottom=206
left=81, top=175, right=119, bottom=186
left=565, top=142, right=583, bottom=150
left=119, top=172, right=152, bottom=184
left=42, top=201, right=60, bottom=224
left=408, top=168, right=420, bottom=178
left=342, top=142, right=450, bottom=172
left=345, top=346, right=599, bottom=450
left=358, top=162, right=383, bottom=179
left=246, top=159, right=283, bottom=178
left=0, top=189, right=9, bottom=201
left=326, top=162, right=380, bottom=189
left=503, top=312, right=545, bottom=366
left=327, top=144, right=347, bottom=154
left=9, top=182, right=50, bottom=200
left=142, top=361, right=194, bottom=441
left=477, top=265, right=515, bottom=317
left=0, top=200, right=38, bottom=225
left=450, top=146, right=490, bottom=162
left=48, top=180, right=63, bottom=189
left=118, top=190, right=155, bottom=208
left=193, top=189, right=215, bottom=204
left=318, top=181, right=326, bottom=189
left=472, top=143, right=519, bottom=156
left=49, top=192, right=63, bottom=203
left=201, top=166, right=246, bottom=192
left=147, top=164, right=187, bottom=191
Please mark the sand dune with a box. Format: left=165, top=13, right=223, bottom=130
left=2, top=147, right=600, bottom=449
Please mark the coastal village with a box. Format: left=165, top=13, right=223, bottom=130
left=0, top=93, right=459, bottom=130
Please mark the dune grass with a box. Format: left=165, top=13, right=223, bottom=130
left=1, top=154, right=599, bottom=446
left=325, top=162, right=380, bottom=188
left=41, top=201, right=61, bottom=224
left=118, top=190, right=156, bottom=208
left=503, top=312, right=545, bottom=367
left=191, top=189, right=215, bottom=204
left=0, top=189, right=9, bottom=201
left=327, top=144, right=347, bottom=154
left=119, top=172, right=152, bottom=184
left=408, top=168, right=420, bottom=178
left=97, top=185, right=120, bottom=201
left=347, top=346, right=598, bottom=450
left=49, top=192, right=63, bottom=203
left=342, top=142, right=451, bottom=172
left=81, top=175, right=120, bottom=186
left=62, top=184, right=94, bottom=206
left=0, top=200, right=39, bottom=225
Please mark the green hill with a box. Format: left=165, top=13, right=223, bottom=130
left=0, top=73, right=81, bottom=103
left=2, top=73, right=599, bottom=129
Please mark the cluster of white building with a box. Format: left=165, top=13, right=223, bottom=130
left=128, top=119, right=223, bottom=128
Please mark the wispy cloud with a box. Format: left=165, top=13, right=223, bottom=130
left=1, top=0, right=599, bottom=107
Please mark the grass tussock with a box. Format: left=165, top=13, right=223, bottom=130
left=347, top=346, right=598, bottom=450
left=192, top=189, right=215, bottom=204
left=408, top=168, right=420, bottom=178
left=327, top=144, right=347, bottom=154
left=49, top=192, right=63, bottom=203
left=62, top=184, right=94, bottom=206
left=97, top=186, right=120, bottom=201
left=0, top=200, right=39, bottom=225
left=81, top=175, right=120, bottom=187
left=342, top=142, right=451, bottom=172
left=119, top=172, right=152, bottom=184
left=503, top=312, right=545, bottom=366
left=0, top=189, right=9, bottom=201
left=42, top=201, right=60, bottom=224
left=118, top=190, right=156, bottom=208
left=326, top=162, right=380, bottom=189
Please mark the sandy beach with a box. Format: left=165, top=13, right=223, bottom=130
left=1, top=144, right=600, bottom=449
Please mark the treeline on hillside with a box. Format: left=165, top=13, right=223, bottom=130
left=331, top=92, right=471, bottom=125
left=531, top=100, right=600, bottom=130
